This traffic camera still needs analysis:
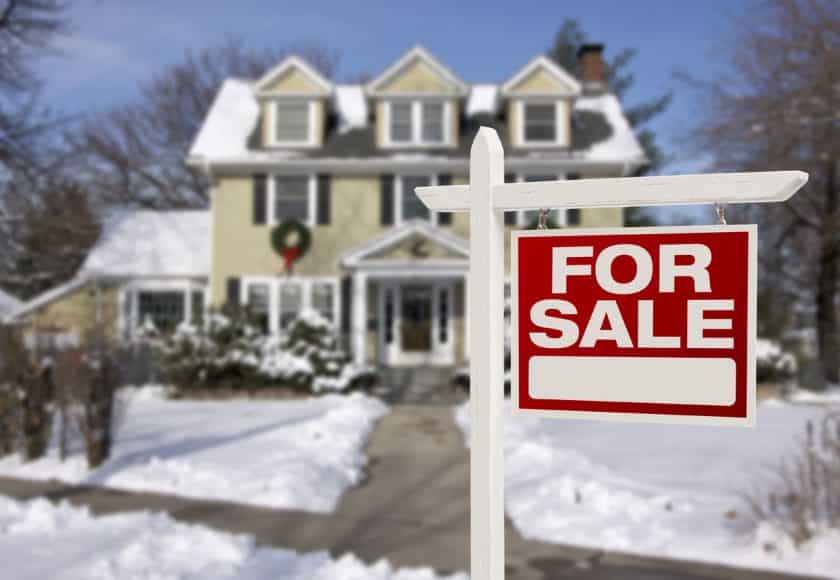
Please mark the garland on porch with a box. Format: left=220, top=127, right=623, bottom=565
left=271, top=219, right=312, bottom=274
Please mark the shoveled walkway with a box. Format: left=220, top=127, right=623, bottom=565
left=0, top=407, right=824, bottom=580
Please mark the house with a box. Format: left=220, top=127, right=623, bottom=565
left=10, top=44, right=646, bottom=367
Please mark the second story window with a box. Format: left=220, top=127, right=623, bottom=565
left=273, top=101, right=311, bottom=145
left=386, top=101, right=449, bottom=147
left=390, top=103, right=413, bottom=143
left=274, top=176, right=311, bottom=222
left=523, top=103, right=557, bottom=143
left=401, top=176, right=431, bottom=221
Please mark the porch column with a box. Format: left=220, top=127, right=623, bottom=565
left=352, top=271, right=367, bottom=365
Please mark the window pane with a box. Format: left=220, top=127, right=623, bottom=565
left=279, top=282, right=302, bottom=330
left=422, top=103, right=444, bottom=143
left=247, top=284, right=269, bottom=334
left=312, top=283, right=334, bottom=324
left=274, top=176, right=309, bottom=221
left=138, top=291, right=184, bottom=332
left=275, top=102, right=309, bottom=142
left=401, top=176, right=431, bottom=221
left=390, top=103, right=412, bottom=142
left=524, top=103, right=556, bottom=142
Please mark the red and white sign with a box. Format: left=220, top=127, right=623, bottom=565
left=511, top=225, right=756, bottom=426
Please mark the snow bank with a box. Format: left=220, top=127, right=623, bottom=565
left=466, top=84, right=498, bottom=117
left=0, top=496, right=465, bottom=580
left=455, top=400, right=839, bottom=577
left=0, top=390, right=387, bottom=512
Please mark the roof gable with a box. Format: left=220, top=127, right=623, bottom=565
left=367, top=46, right=467, bottom=96
left=341, top=220, right=468, bottom=266
left=501, top=55, right=581, bottom=97
left=254, top=56, right=332, bottom=96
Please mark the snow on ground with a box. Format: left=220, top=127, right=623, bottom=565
left=0, top=495, right=465, bottom=580
left=456, top=400, right=840, bottom=577
left=0, top=388, right=387, bottom=512
left=787, top=386, right=840, bottom=405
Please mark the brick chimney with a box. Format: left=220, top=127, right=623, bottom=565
left=577, top=43, right=605, bottom=85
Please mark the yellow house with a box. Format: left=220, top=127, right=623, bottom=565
left=11, top=44, right=647, bottom=367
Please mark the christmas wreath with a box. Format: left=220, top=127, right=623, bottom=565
left=271, top=219, right=311, bottom=273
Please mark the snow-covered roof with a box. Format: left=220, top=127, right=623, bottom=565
left=188, top=62, right=645, bottom=171
left=81, top=210, right=210, bottom=278
left=335, top=85, right=367, bottom=133
left=189, top=79, right=259, bottom=160
left=0, top=288, right=21, bottom=319
left=466, top=84, right=499, bottom=117
left=574, top=94, right=646, bottom=163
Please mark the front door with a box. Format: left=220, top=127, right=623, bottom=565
left=379, top=281, right=455, bottom=366
left=400, top=285, right=432, bottom=351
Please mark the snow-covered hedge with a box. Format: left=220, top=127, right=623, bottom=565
left=156, top=308, right=376, bottom=394
left=756, top=337, right=798, bottom=383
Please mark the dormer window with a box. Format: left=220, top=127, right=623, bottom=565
left=386, top=101, right=449, bottom=147
left=270, top=100, right=314, bottom=146
left=523, top=103, right=557, bottom=142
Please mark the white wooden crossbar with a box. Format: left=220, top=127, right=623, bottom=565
left=415, top=170, right=808, bottom=212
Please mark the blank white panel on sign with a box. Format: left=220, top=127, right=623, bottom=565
left=528, top=356, right=736, bottom=405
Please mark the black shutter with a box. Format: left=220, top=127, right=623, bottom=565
left=252, top=174, right=267, bottom=225
left=503, top=173, right=516, bottom=225
left=316, top=174, right=331, bottom=225
left=566, top=173, right=581, bottom=225
left=226, top=277, right=241, bottom=307
left=340, top=276, right=352, bottom=336
left=437, top=174, right=453, bottom=225
left=380, top=174, right=394, bottom=226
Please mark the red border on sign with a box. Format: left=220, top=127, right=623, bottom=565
left=511, top=226, right=756, bottom=422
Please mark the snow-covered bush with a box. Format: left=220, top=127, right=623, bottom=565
left=756, top=338, right=798, bottom=383
left=742, top=412, right=840, bottom=547
left=157, top=307, right=376, bottom=394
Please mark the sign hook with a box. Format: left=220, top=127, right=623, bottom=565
left=538, top=208, right=550, bottom=229
left=714, top=203, right=727, bottom=225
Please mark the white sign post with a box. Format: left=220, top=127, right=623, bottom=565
left=415, top=127, right=807, bottom=580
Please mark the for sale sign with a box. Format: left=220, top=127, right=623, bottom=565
left=511, top=225, right=756, bottom=426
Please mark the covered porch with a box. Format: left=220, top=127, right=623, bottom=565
left=340, top=221, right=470, bottom=368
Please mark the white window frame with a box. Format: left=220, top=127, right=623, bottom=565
left=383, top=100, right=452, bottom=148
left=269, top=173, right=317, bottom=227
left=120, top=279, right=207, bottom=340
left=241, top=276, right=340, bottom=336
left=395, top=174, right=441, bottom=225
left=268, top=99, right=317, bottom=147
left=517, top=99, right=569, bottom=147
left=513, top=173, right=568, bottom=227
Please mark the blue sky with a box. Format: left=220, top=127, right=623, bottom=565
left=38, top=0, right=744, bottom=220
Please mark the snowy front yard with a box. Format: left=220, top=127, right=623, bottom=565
left=0, top=496, right=464, bottom=580
left=457, top=400, right=840, bottom=577
left=0, top=387, right=387, bottom=512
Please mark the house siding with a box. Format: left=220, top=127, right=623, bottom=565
left=20, top=283, right=119, bottom=343
left=210, top=174, right=384, bottom=305
left=378, top=58, right=453, bottom=93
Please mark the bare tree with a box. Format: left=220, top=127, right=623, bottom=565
left=0, top=0, right=67, bottom=171
left=68, top=38, right=340, bottom=209
left=682, top=0, right=840, bottom=388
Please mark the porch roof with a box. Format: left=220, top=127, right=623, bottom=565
left=339, top=220, right=469, bottom=270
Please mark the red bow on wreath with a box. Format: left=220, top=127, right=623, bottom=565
left=271, top=220, right=312, bottom=274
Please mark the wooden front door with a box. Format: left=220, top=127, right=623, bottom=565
left=400, top=285, right=432, bottom=352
